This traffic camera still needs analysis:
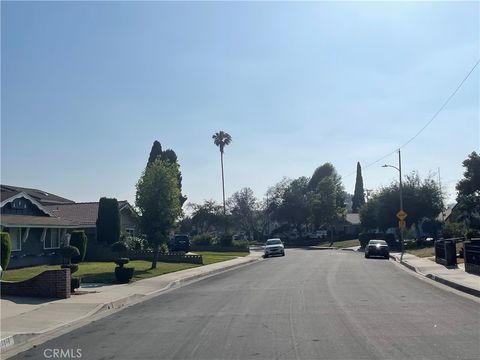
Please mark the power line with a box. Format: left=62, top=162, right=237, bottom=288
left=344, top=59, right=480, bottom=178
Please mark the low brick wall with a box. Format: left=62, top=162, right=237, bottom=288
left=0, top=269, right=71, bottom=299
left=158, top=253, right=203, bottom=264
left=190, top=245, right=250, bottom=253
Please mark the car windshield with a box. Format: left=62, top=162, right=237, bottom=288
left=369, top=240, right=387, bottom=245
left=266, top=239, right=282, bottom=245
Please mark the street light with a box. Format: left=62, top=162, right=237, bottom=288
left=382, top=149, right=405, bottom=261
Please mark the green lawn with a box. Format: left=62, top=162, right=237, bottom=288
left=195, top=251, right=249, bottom=265
left=406, top=242, right=464, bottom=262
left=331, top=239, right=360, bottom=248
left=2, top=251, right=249, bottom=284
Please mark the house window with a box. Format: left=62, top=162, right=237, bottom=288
left=44, top=228, right=61, bottom=249
left=12, top=198, right=27, bottom=210
left=125, top=228, right=135, bottom=237
left=9, top=228, right=22, bottom=251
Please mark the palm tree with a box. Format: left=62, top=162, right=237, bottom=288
left=212, top=131, right=232, bottom=214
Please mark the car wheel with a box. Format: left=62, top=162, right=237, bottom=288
left=365, top=254, right=369, bottom=258
left=384, top=254, right=389, bottom=259
left=282, top=252, right=285, bottom=256
left=264, top=254, right=268, bottom=258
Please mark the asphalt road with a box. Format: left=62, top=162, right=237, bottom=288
left=10, top=249, right=480, bottom=360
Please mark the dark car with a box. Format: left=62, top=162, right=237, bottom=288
left=365, top=239, right=389, bottom=259
left=168, top=234, right=190, bottom=252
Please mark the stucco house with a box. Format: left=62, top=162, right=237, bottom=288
left=0, top=185, right=138, bottom=268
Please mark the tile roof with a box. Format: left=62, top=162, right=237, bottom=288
left=0, top=185, right=74, bottom=205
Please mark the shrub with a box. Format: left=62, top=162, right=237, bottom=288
left=70, top=230, right=88, bottom=264
left=71, top=278, right=81, bottom=292
left=218, top=233, right=233, bottom=247
left=61, top=263, right=79, bottom=274
left=59, top=246, right=80, bottom=264
left=111, top=241, right=128, bottom=253
left=115, top=267, right=134, bottom=283
left=1, top=232, right=12, bottom=271
left=192, top=234, right=214, bottom=246
left=159, top=243, right=169, bottom=254
left=465, top=228, right=480, bottom=240
left=442, top=222, right=466, bottom=239
left=114, top=258, right=130, bottom=267
left=232, top=239, right=249, bottom=247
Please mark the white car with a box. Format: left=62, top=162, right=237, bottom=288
left=264, top=238, right=285, bottom=258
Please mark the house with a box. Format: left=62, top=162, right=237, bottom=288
left=0, top=185, right=138, bottom=268
left=334, top=213, right=361, bottom=235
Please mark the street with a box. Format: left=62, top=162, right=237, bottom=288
left=10, top=249, right=480, bottom=360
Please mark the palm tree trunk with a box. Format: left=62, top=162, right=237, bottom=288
left=221, top=151, right=226, bottom=215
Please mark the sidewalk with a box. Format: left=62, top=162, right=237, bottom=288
left=0, top=251, right=263, bottom=353
left=389, top=252, right=480, bottom=297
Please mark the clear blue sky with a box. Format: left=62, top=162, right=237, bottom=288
left=2, top=1, right=479, bottom=207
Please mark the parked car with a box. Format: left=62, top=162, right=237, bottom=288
left=365, top=239, right=389, bottom=259
left=168, top=234, right=190, bottom=252
left=264, top=238, right=285, bottom=258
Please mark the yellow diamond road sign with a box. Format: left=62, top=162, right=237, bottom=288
left=397, top=210, right=407, bottom=221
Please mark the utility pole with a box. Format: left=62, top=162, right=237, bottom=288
left=398, top=149, right=405, bottom=261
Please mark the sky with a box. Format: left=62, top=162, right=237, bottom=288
left=1, top=1, right=479, bottom=209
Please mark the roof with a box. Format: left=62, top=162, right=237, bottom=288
left=45, top=200, right=135, bottom=226
left=346, top=213, right=361, bottom=225
left=1, top=185, right=74, bottom=205
left=0, top=214, right=79, bottom=228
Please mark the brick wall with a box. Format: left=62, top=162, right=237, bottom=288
left=0, top=268, right=71, bottom=299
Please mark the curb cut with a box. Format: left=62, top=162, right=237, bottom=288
left=389, top=254, right=479, bottom=298
left=1, top=255, right=263, bottom=357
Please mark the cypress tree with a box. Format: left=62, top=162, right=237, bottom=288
left=96, top=198, right=121, bottom=245
left=147, top=140, right=163, bottom=167
left=352, top=162, right=365, bottom=212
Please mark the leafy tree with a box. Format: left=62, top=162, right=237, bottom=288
left=308, top=163, right=346, bottom=213
left=275, top=177, right=310, bottom=232
left=96, top=198, right=121, bottom=245
left=228, top=188, right=258, bottom=238
left=352, top=162, right=365, bottom=212
left=136, top=159, right=182, bottom=268
left=359, top=172, right=443, bottom=231
left=212, top=131, right=232, bottom=214
left=455, top=152, right=480, bottom=229
left=147, top=141, right=187, bottom=206
left=188, top=200, right=226, bottom=234
left=308, top=176, right=339, bottom=229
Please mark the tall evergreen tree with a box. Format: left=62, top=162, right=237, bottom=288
left=147, top=140, right=163, bottom=167
left=352, top=162, right=365, bottom=212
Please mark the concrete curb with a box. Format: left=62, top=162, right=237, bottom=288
left=389, top=254, right=479, bottom=298
left=305, top=246, right=336, bottom=250
left=1, top=255, right=262, bottom=357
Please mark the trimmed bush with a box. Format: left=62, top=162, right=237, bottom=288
left=115, top=267, right=134, bottom=283
left=70, top=230, right=88, bottom=264
left=59, top=245, right=80, bottom=264
left=71, top=278, right=81, bottom=292
left=96, top=197, right=121, bottom=245
left=192, top=234, right=214, bottom=246
left=159, top=243, right=169, bottom=255
left=114, top=258, right=130, bottom=267
left=61, top=263, right=79, bottom=274
left=1, top=232, right=12, bottom=271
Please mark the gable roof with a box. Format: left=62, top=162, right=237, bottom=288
left=1, top=185, right=74, bottom=205
left=0, top=192, right=53, bottom=216
left=45, top=200, right=136, bottom=227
